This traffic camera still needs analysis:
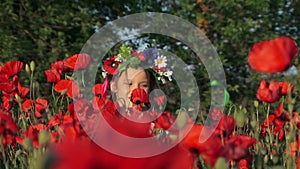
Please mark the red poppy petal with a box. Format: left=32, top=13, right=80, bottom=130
left=65, top=53, right=91, bottom=70
left=92, top=84, right=103, bottom=95
left=1, top=61, right=24, bottom=77
left=131, top=88, right=149, bottom=104
left=54, top=80, right=80, bottom=98
left=248, top=36, right=298, bottom=73
left=44, top=69, right=61, bottom=83
left=36, top=98, right=49, bottom=112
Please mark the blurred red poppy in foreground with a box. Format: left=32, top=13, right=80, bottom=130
left=248, top=36, right=298, bottom=73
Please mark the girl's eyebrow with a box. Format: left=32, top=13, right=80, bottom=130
left=138, top=81, right=148, bottom=84
left=123, top=80, right=131, bottom=83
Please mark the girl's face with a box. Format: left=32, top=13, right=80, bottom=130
left=111, top=67, right=150, bottom=109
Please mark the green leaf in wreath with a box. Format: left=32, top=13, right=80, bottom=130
left=118, top=44, right=131, bottom=58
left=128, top=57, right=141, bottom=68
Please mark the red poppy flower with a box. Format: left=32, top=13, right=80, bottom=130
left=279, top=82, right=294, bottom=95
left=21, top=98, right=48, bottom=118
left=132, top=50, right=145, bottom=61
left=155, top=111, right=174, bottom=130
left=181, top=124, right=223, bottom=167
left=274, top=103, right=283, bottom=118
left=221, top=135, right=256, bottom=161
left=256, top=80, right=281, bottom=103
left=44, top=69, right=61, bottom=83
left=130, top=88, right=149, bottom=105
left=48, top=115, right=61, bottom=129
left=65, top=53, right=91, bottom=70
left=1, top=60, right=24, bottom=77
left=92, top=84, right=103, bottom=95
left=91, top=96, right=105, bottom=112
left=0, top=111, right=18, bottom=145
left=51, top=59, right=68, bottom=73
left=35, top=98, right=49, bottom=118
left=248, top=36, right=298, bottom=73
left=238, top=159, right=249, bottom=169
left=101, top=99, right=117, bottom=118
left=208, top=109, right=223, bottom=121
left=16, top=124, right=47, bottom=148
left=1, top=95, right=13, bottom=111
left=0, top=76, right=18, bottom=94
left=291, top=112, right=300, bottom=127
left=51, top=137, right=195, bottom=169
left=103, top=55, right=121, bottom=75
left=296, top=157, right=300, bottom=169
left=17, top=82, right=30, bottom=98
left=288, top=136, right=300, bottom=157
left=54, top=80, right=80, bottom=99
left=215, top=115, right=235, bottom=136
left=21, top=99, right=33, bottom=113
left=72, top=99, right=94, bottom=121
left=92, top=79, right=109, bottom=99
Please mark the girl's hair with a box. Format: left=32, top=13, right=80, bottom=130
left=144, top=68, right=157, bottom=92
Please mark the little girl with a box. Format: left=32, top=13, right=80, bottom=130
left=101, top=45, right=171, bottom=116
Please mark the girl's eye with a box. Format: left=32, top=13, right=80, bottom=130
left=124, top=82, right=132, bottom=86
left=140, top=83, right=148, bottom=88
left=142, top=84, right=148, bottom=88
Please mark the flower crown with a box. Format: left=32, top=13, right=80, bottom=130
left=102, top=44, right=173, bottom=84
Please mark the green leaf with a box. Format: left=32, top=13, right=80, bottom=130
left=128, top=57, right=141, bottom=68
left=118, top=44, right=131, bottom=58
left=209, top=80, right=230, bottom=105
left=209, top=80, right=219, bottom=86
left=118, top=62, right=129, bottom=73
left=224, top=89, right=230, bottom=105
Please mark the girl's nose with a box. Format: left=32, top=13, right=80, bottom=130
left=128, top=83, right=139, bottom=97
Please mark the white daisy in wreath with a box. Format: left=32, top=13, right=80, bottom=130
left=154, top=55, right=167, bottom=68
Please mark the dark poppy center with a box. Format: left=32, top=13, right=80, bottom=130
left=135, top=100, right=141, bottom=105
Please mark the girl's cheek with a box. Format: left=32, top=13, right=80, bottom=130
left=141, top=87, right=149, bottom=93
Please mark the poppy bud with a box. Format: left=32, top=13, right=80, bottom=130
left=250, top=120, right=257, bottom=128
left=30, top=61, right=35, bottom=72
left=25, top=64, right=30, bottom=74
left=23, top=138, right=33, bottom=151
left=254, top=100, right=259, bottom=108
left=14, top=94, right=22, bottom=103
left=215, top=157, right=228, bottom=169
left=38, top=130, right=50, bottom=146
left=234, top=111, right=246, bottom=128
left=288, top=104, right=294, bottom=114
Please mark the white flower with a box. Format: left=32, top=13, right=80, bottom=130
left=163, top=70, right=173, bottom=81
left=102, top=72, right=107, bottom=78
left=115, top=54, right=123, bottom=62
left=154, top=55, right=167, bottom=68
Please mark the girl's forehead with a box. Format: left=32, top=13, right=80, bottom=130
left=120, top=67, right=146, bottom=81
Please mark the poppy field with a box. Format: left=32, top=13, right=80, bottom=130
left=0, top=36, right=299, bottom=169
